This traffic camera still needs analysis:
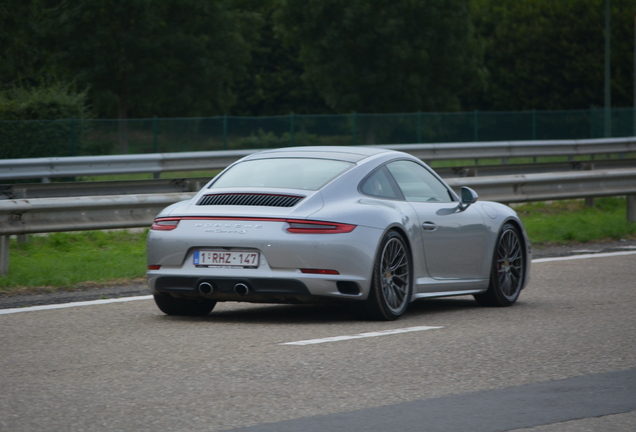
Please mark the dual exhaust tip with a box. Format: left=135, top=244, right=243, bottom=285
left=198, top=282, right=250, bottom=297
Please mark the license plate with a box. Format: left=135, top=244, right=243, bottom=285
left=194, top=251, right=259, bottom=268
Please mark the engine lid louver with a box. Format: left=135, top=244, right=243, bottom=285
left=197, top=193, right=304, bottom=207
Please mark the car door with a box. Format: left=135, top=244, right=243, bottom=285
left=386, top=160, right=489, bottom=281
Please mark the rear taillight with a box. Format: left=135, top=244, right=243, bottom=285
left=151, top=218, right=181, bottom=231
left=286, top=220, right=356, bottom=234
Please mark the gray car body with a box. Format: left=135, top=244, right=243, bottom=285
left=147, top=146, right=531, bottom=304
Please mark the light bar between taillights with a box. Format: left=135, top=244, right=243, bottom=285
left=150, top=217, right=356, bottom=234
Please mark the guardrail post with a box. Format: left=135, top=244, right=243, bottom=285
left=15, top=189, right=29, bottom=244
left=0, top=236, right=8, bottom=276
left=585, top=164, right=594, bottom=207
left=628, top=194, right=636, bottom=223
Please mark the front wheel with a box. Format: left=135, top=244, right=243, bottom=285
left=356, top=231, right=412, bottom=321
left=153, top=294, right=216, bottom=316
left=474, top=223, right=525, bottom=307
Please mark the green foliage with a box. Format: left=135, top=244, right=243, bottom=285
left=2, top=0, right=634, bottom=120
left=275, top=0, right=484, bottom=113
left=46, top=0, right=254, bottom=119
left=0, top=230, right=148, bottom=291
left=0, top=83, right=90, bottom=158
left=230, top=0, right=329, bottom=115
left=516, top=198, right=636, bottom=245
left=0, top=0, right=48, bottom=88
left=0, top=84, right=89, bottom=121
left=233, top=129, right=349, bottom=149
left=470, top=0, right=635, bottom=110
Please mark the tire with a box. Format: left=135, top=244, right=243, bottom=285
left=356, top=230, right=412, bottom=321
left=474, top=223, right=525, bottom=307
left=153, top=294, right=216, bottom=316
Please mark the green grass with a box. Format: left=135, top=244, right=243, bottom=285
left=0, top=230, right=148, bottom=294
left=514, top=197, right=636, bottom=245
left=0, top=198, right=634, bottom=293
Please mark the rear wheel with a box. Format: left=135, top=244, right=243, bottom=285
left=474, top=223, right=525, bottom=307
left=356, top=231, right=412, bottom=320
left=153, top=294, right=216, bottom=316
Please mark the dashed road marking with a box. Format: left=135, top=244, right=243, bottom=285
left=280, top=326, right=444, bottom=346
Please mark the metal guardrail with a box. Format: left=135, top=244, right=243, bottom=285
left=379, top=137, right=636, bottom=162
left=1, top=178, right=206, bottom=200
left=0, top=193, right=194, bottom=237
left=2, top=137, right=635, bottom=181
left=0, top=149, right=254, bottom=181
left=438, top=158, right=636, bottom=177
left=0, top=193, right=194, bottom=275
left=1, top=168, right=636, bottom=275
left=4, top=158, right=636, bottom=201
left=445, top=169, right=636, bottom=204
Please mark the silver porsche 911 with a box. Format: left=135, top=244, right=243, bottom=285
left=147, top=146, right=531, bottom=320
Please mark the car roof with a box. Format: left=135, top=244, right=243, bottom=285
left=243, top=146, right=395, bottom=163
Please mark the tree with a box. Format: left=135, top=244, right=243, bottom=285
left=46, top=0, right=253, bottom=119
left=230, top=0, right=330, bottom=115
left=0, top=0, right=49, bottom=88
left=470, top=0, right=635, bottom=110
left=275, top=0, right=484, bottom=114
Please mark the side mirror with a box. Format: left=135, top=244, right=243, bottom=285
left=459, top=186, right=478, bottom=210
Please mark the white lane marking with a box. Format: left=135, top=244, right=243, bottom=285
left=280, top=326, right=444, bottom=346
left=532, top=250, right=636, bottom=263
left=2, top=250, right=635, bottom=315
left=0, top=295, right=152, bottom=315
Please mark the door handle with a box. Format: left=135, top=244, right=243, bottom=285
left=422, top=221, right=437, bottom=231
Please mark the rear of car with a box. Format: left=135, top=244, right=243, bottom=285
left=146, top=148, right=388, bottom=306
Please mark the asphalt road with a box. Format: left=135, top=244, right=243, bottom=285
left=1, top=251, right=635, bottom=431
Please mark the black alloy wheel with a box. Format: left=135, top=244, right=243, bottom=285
left=356, top=230, right=412, bottom=320
left=474, top=223, right=525, bottom=307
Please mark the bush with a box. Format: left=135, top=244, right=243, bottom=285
left=0, top=83, right=90, bottom=159
left=234, top=129, right=351, bottom=149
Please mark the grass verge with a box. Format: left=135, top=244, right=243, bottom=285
left=0, top=197, right=634, bottom=294
left=0, top=230, right=147, bottom=295
left=514, top=197, right=636, bottom=245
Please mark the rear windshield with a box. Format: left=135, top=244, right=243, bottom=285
left=210, top=158, right=354, bottom=191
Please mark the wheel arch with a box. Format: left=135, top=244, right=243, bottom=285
left=378, top=224, right=415, bottom=298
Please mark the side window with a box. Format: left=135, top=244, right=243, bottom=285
left=360, top=167, right=400, bottom=199
left=386, top=160, right=453, bottom=203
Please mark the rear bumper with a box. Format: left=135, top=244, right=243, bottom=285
left=149, top=274, right=363, bottom=303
